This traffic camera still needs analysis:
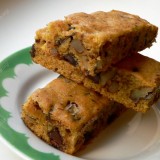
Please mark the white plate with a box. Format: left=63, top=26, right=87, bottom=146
left=0, top=1, right=160, bottom=160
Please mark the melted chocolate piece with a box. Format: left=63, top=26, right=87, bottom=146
left=48, top=127, right=63, bottom=147
left=63, top=54, right=78, bottom=66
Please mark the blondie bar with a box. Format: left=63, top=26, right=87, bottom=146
left=31, top=51, right=160, bottom=113
left=32, top=10, right=158, bottom=76
left=21, top=76, right=126, bottom=154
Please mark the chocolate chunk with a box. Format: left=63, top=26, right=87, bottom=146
left=35, top=39, right=40, bottom=43
left=88, top=74, right=100, bottom=84
left=48, top=127, right=63, bottom=146
left=63, top=54, right=78, bottom=66
left=132, top=67, right=139, bottom=72
left=30, top=44, right=36, bottom=58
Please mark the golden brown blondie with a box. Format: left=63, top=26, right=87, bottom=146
left=32, top=10, right=158, bottom=76
left=31, top=51, right=160, bottom=113
left=21, top=76, right=126, bottom=154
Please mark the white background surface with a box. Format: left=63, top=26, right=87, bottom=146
left=0, top=0, right=160, bottom=160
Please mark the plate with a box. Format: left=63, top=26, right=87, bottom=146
left=0, top=0, right=160, bottom=159
left=0, top=47, right=160, bottom=160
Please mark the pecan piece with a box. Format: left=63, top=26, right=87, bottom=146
left=100, top=70, right=116, bottom=86
left=66, top=102, right=80, bottom=120
left=130, top=87, right=153, bottom=103
left=71, top=39, right=85, bottom=53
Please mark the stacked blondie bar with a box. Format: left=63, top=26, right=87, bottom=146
left=22, top=10, right=160, bottom=154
